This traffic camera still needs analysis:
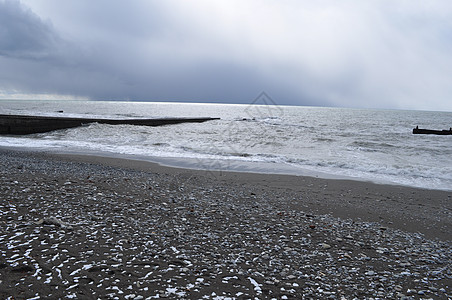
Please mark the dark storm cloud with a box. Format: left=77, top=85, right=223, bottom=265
left=0, top=0, right=75, bottom=95
left=0, top=0, right=55, bottom=59
left=1, top=0, right=452, bottom=111
left=0, top=0, right=274, bottom=102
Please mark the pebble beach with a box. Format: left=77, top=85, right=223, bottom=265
left=0, top=148, right=451, bottom=299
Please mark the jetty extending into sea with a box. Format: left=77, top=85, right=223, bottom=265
left=0, top=114, right=220, bottom=135
left=412, top=127, right=452, bottom=135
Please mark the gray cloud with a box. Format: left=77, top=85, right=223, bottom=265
left=1, top=0, right=452, bottom=111
left=0, top=0, right=60, bottom=59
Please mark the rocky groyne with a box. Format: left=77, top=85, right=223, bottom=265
left=0, top=114, right=220, bottom=135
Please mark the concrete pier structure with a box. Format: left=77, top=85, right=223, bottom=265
left=412, top=127, right=452, bottom=135
left=0, top=114, right=220, bottom=135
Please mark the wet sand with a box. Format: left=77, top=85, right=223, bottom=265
left=1, top=148, right=451, bottom=299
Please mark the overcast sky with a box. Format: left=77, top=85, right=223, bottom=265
left=1, top=0, right=452, bottom=111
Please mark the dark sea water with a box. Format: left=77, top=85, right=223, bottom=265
left=1, top=100, right=451, bottom=190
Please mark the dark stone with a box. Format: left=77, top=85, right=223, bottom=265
left=87, top=266, right=105, bottom=272
left=11, top=265, right=34, bottom=273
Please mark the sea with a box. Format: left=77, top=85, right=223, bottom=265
left=1, top=100, right=451, bottom=191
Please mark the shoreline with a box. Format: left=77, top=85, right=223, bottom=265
left=1, top=148, right=451, bottom=299
left=4, top=145, right=452, bottom=192
left=54, top=150, right=452, bottom=241
left=3, top=146, right=452, bottom=240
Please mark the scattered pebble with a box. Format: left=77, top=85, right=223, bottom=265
left=0, top=150, right=450, bottom=299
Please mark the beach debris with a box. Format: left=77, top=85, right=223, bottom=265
left=35, top=217, right=74, bottom=230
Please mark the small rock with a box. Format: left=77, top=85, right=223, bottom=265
left=394, top=285, right=403, bottom=292
left=321, top=243, right=331, bottom=249
left=406, top=289, right=417, bottom=295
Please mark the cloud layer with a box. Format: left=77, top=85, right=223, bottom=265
left=1, top=0, right=452, bottom=111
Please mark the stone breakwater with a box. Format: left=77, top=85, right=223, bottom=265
left=0, top=114, right=220, bottom=135
left=0, top=149, right=451, bottom=299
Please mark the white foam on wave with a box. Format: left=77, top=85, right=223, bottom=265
left=1, top=101, right=452, bottom=191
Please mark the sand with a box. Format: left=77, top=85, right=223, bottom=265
left=0, top=148, right=451, bottom=299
